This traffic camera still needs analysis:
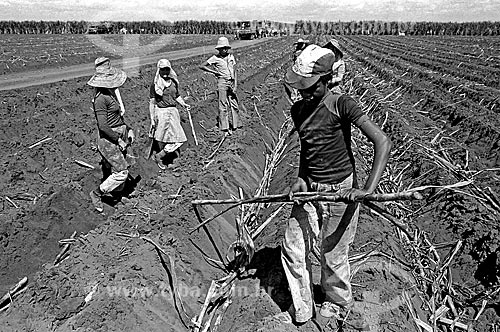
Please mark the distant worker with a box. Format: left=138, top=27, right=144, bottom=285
left=284, top=38, right=310, bottom=104
left=87, top=57, right=134, bottom=213
left=200, top=37, right=242, bottom=135
left=323, top=39, right=345, bottom=94
left=148, top=59, right=190, bottom=170
left=282, top=45, right=392, bottom=327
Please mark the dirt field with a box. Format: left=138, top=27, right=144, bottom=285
left=0, top=35, right=499, bottom=332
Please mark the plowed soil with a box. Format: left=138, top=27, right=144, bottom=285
left=0, top=35, right=499, bottom=332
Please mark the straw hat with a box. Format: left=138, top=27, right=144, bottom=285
left=323, top=39, right=343, bottom=57
left=87, top=57, right=127, bottom=88
left=215, top=37, right=231, bottom=49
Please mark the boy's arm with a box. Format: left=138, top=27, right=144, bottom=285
left=200, top=60, right=218, bottom=76
left=289, top=153, right=308, bottom=199
left=343, top=115, right=392, bottom=200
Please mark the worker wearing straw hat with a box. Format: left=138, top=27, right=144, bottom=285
left=323, top=39, right=345, bottom=94
left=282, top=45, right=391, bottom=327
left=200, top=36, right=242, bottom=135
left=148, top=58, right=190, bottom=170
left=88, top=57, right=134, bottom=213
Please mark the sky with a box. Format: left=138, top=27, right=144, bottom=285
left=0, top=0, right=499, bottom=22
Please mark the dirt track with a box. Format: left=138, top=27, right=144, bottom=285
left=0, top=38, right=269, bottom=91
left=0, top=35, right=498, bottom=331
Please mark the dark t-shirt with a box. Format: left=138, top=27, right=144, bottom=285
left=291, top=92, right=367, bottom=184
left=93, top=89, right=125, bottom=143
left=150, top=81, right=180, bottom=108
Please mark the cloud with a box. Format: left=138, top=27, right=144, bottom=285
left=0, top=0, right=499, bottom=22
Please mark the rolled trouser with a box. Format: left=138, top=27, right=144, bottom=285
left=217, top=79, right=240, bottom=130
left=281, top=174, right=359, bottom=323
left=99, top=170, right=129, bottom=193
left=311, top=175, right=359, bottom=308
left=97, top=125, right=130, bottom=194
left=281, top=202, right=320, bottom=323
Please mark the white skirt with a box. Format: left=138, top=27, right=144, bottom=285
left=153, top=106, right=187, bottom=145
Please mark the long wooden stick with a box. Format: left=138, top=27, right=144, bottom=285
left=193, top=191, right=423, bottom=206
left=187, top=110, right=199, bottom=146
left=190, top=191, right=423, bottom=233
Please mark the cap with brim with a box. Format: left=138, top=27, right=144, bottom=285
left=285, top=44, right=335, bottom=90
left=87, top=57, right=127, bottom=89
left=323, top=39, right=343, bottom=57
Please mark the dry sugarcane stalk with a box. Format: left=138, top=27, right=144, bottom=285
left=349, top=249, right=413, bottom=271
left=402, top=290, right=430, bottom=332
left=141, top=236, right=188, bottom=317
left=192, top=281, right=218, bottom=332
left=54, top=231, right=77, bottom=266
left=473, top=299, right=488, bottom=321
left=251, top=204, right=286, bottom=239
left=438, top=317, right=468, bottom=330
left=0, top=276, right=28, bottom=312
left=4, top=196, right=19, bottom=209
left=207, top=134, right=227, bottom=161
left=116, top=232, right=188, bottom=323
left=364, top=201, right=414, bottom=241
left=211, top=285, right=234, bottom=332
left=485, top=186, right=500, bottom=208
left=429, top=304, right=449, bottom=321
left=74, top=159, right=95, bottom=169
left=171, top=185, right=183, bottom=205
left=28, top=136, right=51, bottom=149
left=192, top=120, right=292, bottom=331
left=439, top=240, right=462, bottom=273
left=192, top=204, right=226, bottom=265
left=190, top=191, right=423, bottom=234
left=193, top=191, right=423, bottom=206
left=187, top=109, right=199, bottom=146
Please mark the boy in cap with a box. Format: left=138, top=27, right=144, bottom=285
left=282, top=44, right=392, bottom=326
left=200, top=36, right=241, bottom=135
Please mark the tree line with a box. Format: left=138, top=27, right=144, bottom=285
left=0, top=20, right=499, bottom=35
left=0, top=20, right=236, bottom=34
left=294, top=20, right=500, bottom=36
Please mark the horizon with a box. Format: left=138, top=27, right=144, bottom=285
left=1, top=19, right=499, bottom=24
left=0, top=0, right=499, bottom=23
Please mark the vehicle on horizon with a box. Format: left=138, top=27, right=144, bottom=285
left=87, top=22, right=114, bottom=34
left=234, top=21, right=258, bottom=40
